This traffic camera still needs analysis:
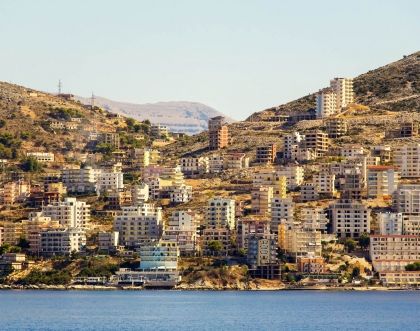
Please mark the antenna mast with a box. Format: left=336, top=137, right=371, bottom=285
left=58, top=80, right=62, bottom=95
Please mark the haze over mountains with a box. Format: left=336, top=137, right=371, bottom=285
left=76, top=96, right=234, bottom=134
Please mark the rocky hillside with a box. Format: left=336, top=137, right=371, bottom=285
left=247, top=51, right=419, bottom=121
left=0, top=82, right=130, bottom=159
left=76, top=96, right=235, bottom=134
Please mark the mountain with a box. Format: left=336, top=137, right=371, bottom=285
left=75, top=97, right=234, bottom=134
left=247, top=51, right=419, bottom=121
left=0, top=81, right=138, bottom=160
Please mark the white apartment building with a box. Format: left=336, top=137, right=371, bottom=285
left=277, top=165, right=304, bottom=189
left=131, top=183, right=149, bottom=205
left=330, top=77, right=354, bottom=109
left=393, top=184, right=420, bottom=214
left=394, top=143, right=420, bottom=178
left=367, top=166, right=399, bottom=198
left=162, top=210, right=199, bottom=256
left=206, top=197, right=236, bottom=230
left=313, top=173, right=336, bottom=196
left=42, top=197, right=91, bottom=229
left=377, top=212, right=403, bottom=235
left=98, top=231, right=119, bottom=252
left=208, top=154, right=224, bottom=173
left=40, top=228, right=86, bottom=256
left=113, top=204, right=162, bottom=247
left=26, top=152, right=55, bottom=162
left=300, top=207, right=329, bottom=233
left=61, top=166, right=99, bottom=194
left=271, top=197, right=294, bottom=233
left=169, top=184, right=193, bottom=203
left=283, top=132, right=305, bottom=160
left=340, top=145, right=365, bottom=158
left=370, top=235, right=420, bottom=271
left=316, top=88, right=337, bottom=118
left=96, top=171, right=124, bottom=194
left=224, top=153, right=249, bottom=170
left=329, top=200, right=371, bottom=238
left=151, top=124, right=169, bottom=138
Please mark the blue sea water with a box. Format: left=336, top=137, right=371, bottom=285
left=0, top=290, right=419, bottom=330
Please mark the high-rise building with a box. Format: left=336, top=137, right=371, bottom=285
left=208, top=116, right=229, bottom=150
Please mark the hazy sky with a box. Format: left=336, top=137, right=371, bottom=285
left=0, top=0, right=418, bottom=120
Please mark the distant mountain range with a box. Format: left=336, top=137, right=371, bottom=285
left=75, top=96, right=235, bottom=134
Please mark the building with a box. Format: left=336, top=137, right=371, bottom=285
left=340, top=145, right=365, bottom=158
left=297, top=255, right=326, bottom=274
left=300, top=207, right=329, bottom=233
left=61, top=166, right=98, bottom=194
left=330, top=77, right=354, bottom=109
left=40, top=228, right=86, bottom=256
left=255, top=144, right=277, bottom=164
left=379, top=271, right=420, bottom=286
left=131, top=183, right=150, bottom=205
left=2, top=181, right=31, bottom=205
left=402, top=215, right=420, bottom=235
left=251, top=186, right=273, bottom=216
left=139, top=241, right=179, bottom=271
left=341, top=168, right=364, bottom=200
left=370, top=235, right=420, bottom=272
left=98, top=232, right=119, bottom=252
left=208, top=154, right=224, bottom=173
left=202, top=228, right=231, bottom=256
left=96, top=169, right=124, bottom=194
left=252, top=168, right=287, bottom=196
left=26, top=152, right=55, bottom=163
left=394, top=144, right=420, bottom=178
left=271, top=197, right=294, bottom=233
left=236, top=217, right=270, bottom=251
left=162, top=210, right=199, bottom=256
left=42, top=197, right=91, bottom=229
left=367, top=166, right=399, bottom=199
left=393, top=184, right=420, bottom=215
left=101, top=132, right=120, bottom=150
left=329, top=200, right=371, bottom=238
left=277, top=165, right=305, bottom=189
left=247, top=235, right=280, bottom=280
left=325, top=118, right=348, bottom=138
left=283, top=131, right=305, bottom=160
left=151, top=124, right=169, bottom=139
left=113, top=204, right=162, bottom=247
left=316, top=88, right=337, bottom=118
left=223, top=153, right=249, bottom=170
left=371, top=145, right=392, bottom=163
left=278, top=225, right=322, bottom=258
left=313, top=173, right=336, bottom=196
left=208, top=116, right=229, bottom=150
left=302, top=131, right=329, bottom=157
left=180, top=157, right=209, bottom=176
left=378, top=212, right=403, bottom=235
left=206, top=197, right=236, bottom=230
left=300, top=183, right=319, bottom=202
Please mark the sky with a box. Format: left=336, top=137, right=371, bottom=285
left=0, top=0, right=418, bottom=120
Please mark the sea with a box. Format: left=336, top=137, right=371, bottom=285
left=0, top=290, right=419, bottom=330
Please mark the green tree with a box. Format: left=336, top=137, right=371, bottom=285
left=20, top=157, right=43, bottom=172
left=358, top=233, right=370, bottom=250
left=351, top=266, right=360, bottom=279
left=208, top=240, right=223, bottom=256
left=344, top=239, right=357, bottom=253
left=405, top=262, right=420, bottom=271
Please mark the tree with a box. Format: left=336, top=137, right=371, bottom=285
left=17, top=238, right=30, bottom=250
left=405, top=262, right=420, bottom=271
left=344, top=239, right=357, bottom=253
left=208, top=240, right=223, bottom=256
left=351, top=267, right=360, bottom=279
left=358, top=233, right=370, bottom=250
left=20, top=157, right=43, bottom=172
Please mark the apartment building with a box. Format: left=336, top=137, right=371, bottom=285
left=251, top=186, right=273, bottom=216
left=316, top=88, right=337, bottom=118
left=224, top=153, right=249, bottom=170
left=330, top=77, right=354, bottom=109
left=393, top=184, right=420, bottom=214
left=40, top=228, right=86, bottom=256
left=402, top=215, right=420, bottom=236
left=313, top=173, right=336, bottom=196
left=283, top=131, right=305, bottom=160
left=371, top=145, right=392, bottom=163
left=96, top=170, right=124, bottom=194
left=370, top=235, right=420, bottom=272
left=26, top=152, right=55, bottom=162
left=278, top=225, right=322, bottom=258
left=61, top=166, right=99, bottom=194
left=101, top=132, right=120, bottom=149
left=394, top=143, right=420, bottom=178
left=162, top=210, right=199, bottom=256
left=277, top=165, right=305, bottom=189
left=367, top=166, right=399, bottom=199
left=341, top=168, right=364, bottom=200
left=256, top=144, right=277, bottom=164
left=206, top=197, right=236, bottom=230
left=297, top=255, right=326, bottom=274
left=378, top=212, right=403, bottom=235
left=114, top=204, right=162, bottom=247
left=98, top=231, right=119, bottom=252
left=340, top=145, right=365, bottom=158
left=1, top=181, right=31, bottom=205
left=302, top=131, right=329, bottom=157
left=208, top=116, right=229, bottom=150
left=329, top=199, right=371, bottom=238
left=300, top=207, right=329, bottom=233
left=325, top=118, right=347, bottom=138
left=201, top=228, right=231, bottom=256
left=131, top=183, right=150, bottom=205
left=180, top=157, right=209, bottom=176
left=271, top=197, right=294, bottom=233
left=139, top=241, right=179, bottom=271
left=252, top=168, right=287, bottom=196
left=208, top=154, right=224, bottom=173
left=300, top=183, right=319, bottom=202
left=151, top=124, right=169, bottom=139
left=236, top=217, right=270, bottom=250
left=42, top=197, right=91, bottom=229
left=0, top=222, right=23, bottom=245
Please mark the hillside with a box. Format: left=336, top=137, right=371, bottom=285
left=0, top=82, right=133, bottom=160
left=76, top=96, right=235, bottom=134
left=162, top=51, right=420, bottom=159
left=247, top=51, right=419, bottom=121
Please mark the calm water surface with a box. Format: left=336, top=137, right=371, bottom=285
left=0, top=290, right=419, bottom=330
